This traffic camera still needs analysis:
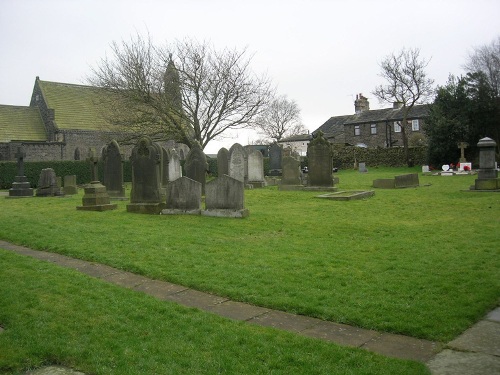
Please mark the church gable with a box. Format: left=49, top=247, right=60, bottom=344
left=32, top=78, right=114, bottom=132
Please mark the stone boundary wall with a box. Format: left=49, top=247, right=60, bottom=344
left=331, top=146, right=428, bottom=168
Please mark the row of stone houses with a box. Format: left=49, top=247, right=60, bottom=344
left=278, top=94, right=429, bottom=154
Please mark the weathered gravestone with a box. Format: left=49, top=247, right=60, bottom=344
left=268, top=143, right=282, bottom=176
left=279, top=155, right=302, bottom=190
left=127, top=136, right=163, bottom=214
left=358, top=162, right=368, bottom=173
left=162, top=176, right=202, bottom=215
left=458, top=141, right=469, bottom=163
left=102, top=140, right=125, bottom=198
left=228, top=143, right=247, bottom=183
left=8, top=146, right=34, bottom=197
left=202, top=174, right=249, bottom=218
left=168, top=148, right=182, bottom=182
left=36, top=168, right=62, bottom=197
left=217, top=147, right=229, bottom=177
left=307, top=131, right=333, bottom=187
left=247, top=150, right=266, bottom=188
left=471, top=137, right=499, bottom=190
left=184, top=141, right=208, bottom=194
left=77, top=149, right=117, bottom=211
left=63, top=175, right=78, bottom=195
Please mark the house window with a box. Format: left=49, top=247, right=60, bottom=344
left=370, top=124, right=377, bottom=135
left=354, top=125, right=361, bottom=136
left=394, top=121, right=402, bottom=133
left=412, top=119, right=420, bottom=131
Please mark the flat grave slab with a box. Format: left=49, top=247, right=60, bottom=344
left=316, top=190, right=374, bottom=201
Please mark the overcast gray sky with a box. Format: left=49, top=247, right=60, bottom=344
left=1, top=0, right=499, bottom=153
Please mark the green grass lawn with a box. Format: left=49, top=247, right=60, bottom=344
left=0, top=167, right=498, bottom=361
left=0, top=250, right=429, bottom=374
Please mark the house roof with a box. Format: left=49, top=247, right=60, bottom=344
left=314, top=104, right=430, bottom=137
left=0, top=105, right=47, bottom=142
left=37, top=79, right=114, bottom=131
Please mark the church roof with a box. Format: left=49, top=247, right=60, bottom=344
left=0, top=104, right=47, bottom=142
left=36, top=79, right=113, bottom=131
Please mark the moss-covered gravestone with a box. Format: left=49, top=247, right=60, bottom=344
left=307, top=131, right=334, bottom=188
left=102, top=140, right=125, bottom=199
left=127, top=137, right=163, bottom=214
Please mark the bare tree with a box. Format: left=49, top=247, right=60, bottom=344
left=372, top=48, right=435, bottom=166
left=89, top=34, right=273, bottom=149
left=254, top=95, right=307, bottom=143
left=464, top=36, right=500, bottom=98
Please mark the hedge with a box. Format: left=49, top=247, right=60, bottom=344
left=0, top=161, right=132, bottom=189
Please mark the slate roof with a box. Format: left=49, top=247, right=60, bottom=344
left=37, top=80, right=113, bottom=131
left=0, top=105, right=47, bottom=142
left=314, top=105, right=430, bottom=139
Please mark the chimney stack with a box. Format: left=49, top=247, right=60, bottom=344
left=354, top=93, right=369, bottom=113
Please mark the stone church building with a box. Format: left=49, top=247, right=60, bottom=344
left=0, top=77, right=188, bottom=161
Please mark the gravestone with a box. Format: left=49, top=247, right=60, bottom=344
left=358, top=162, right=368, bottom=173
left=8, top=146, right=34, bottom=197
left=279, top=155, right=302, bottom=190
left=228, top=143, right=246, bottom=183
left=77, top=149, right=117, bottom=211
left=202, top=175, right=249, bottom=218
left=168, top=148, right=182, bottom=182
left=36, top=168, right=62, bottom=197
left=162, top=176, right=202, bottom=215
left=63, top=175, right=78, bottom=195
left=307, top=131, right=333, bottom=187
left=127, top=136, right=163, bottom=214
left=184, top=141, right=207, bottom=194
left=247, top=150, right=266, bottom=187
left=217, top=147, right=229, bottom=177
left=472, top=137, right=499, bottom=190
left=268, top=143, right=282, bottom=176
left=102, top=140, right=125, bottom=198
left=441, top=164, right=454, bottom=176
left=422, top=165, right=430, bottom=173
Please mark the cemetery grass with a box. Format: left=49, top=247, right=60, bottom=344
left=0, top=250, right=429, bottom=375
left=0, top=167, right=499, bottom=343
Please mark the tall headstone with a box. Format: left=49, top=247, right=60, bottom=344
left=102, top=140, right=125, bottom=198
left=268, top=143, right=282, bottom=176
left=8, top=146, right=34, bottom=197
left=202, top=175, right=249, bottom=218
left=127, top=136, right=163, bottom=214
left=184, top=141, right=207, bottom=193
left=162, top=176, right=202, bottom=215
left=247, top=150, right=266, bottom=187
left=279, top=156, right=302, bottom=190
left=168, top=148, right=182, bottom=182
left=217, top=147, right=229, bottom=177
left=36, top=168, right=62, bottom=197
left=472, top=137, right=499, bottom=190
left=228, top=143, right=246, bottom=183
left=307, top=132, right=333, bottom=187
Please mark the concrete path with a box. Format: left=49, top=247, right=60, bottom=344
left=1, top=240, right=498, bottom=374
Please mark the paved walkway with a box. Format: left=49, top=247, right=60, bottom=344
left=1, top=240, right=498, bottom=374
